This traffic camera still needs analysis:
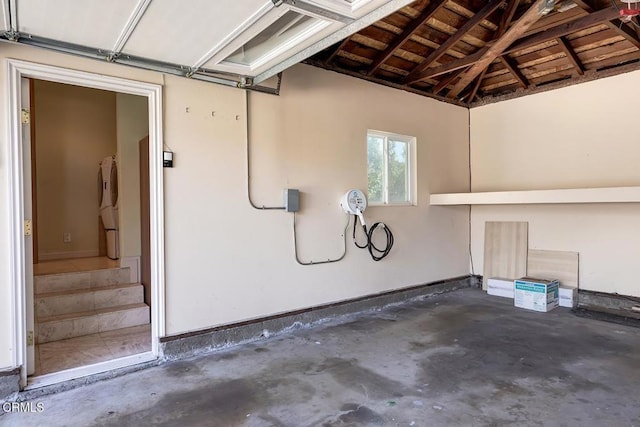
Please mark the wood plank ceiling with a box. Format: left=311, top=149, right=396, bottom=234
left=305, top=0, right=640, bottom=106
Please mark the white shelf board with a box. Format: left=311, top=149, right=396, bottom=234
left=430, top=186, right=640, bottom=205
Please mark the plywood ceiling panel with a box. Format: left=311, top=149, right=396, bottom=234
left=122, top=0, right=271, bottom=66
left=17, top=0, right=139, bottom=50
left=527, top=249, right=579, bottom=289
left=483, top=221, right=528, bottom=290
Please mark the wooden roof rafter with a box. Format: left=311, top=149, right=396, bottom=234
left=497, top=0, right=521, bottom=38
left=557, top=36, right=585, bottom=75
left=366, top=0, right=448, bottom=76
left=505, top=6, right=619, bottom=54
left=447, top=0, right=550, bottom=99
left=500, top=55, right=529, bottom=87
left=572, top=0, right=640, bottom=49
left=431, top=67, right=467, bottom=94
left=406, top=5, right=621, bottom=84
left=403, top=0, right=507, bottom=83
left=467, top=67, right=489, bottom=102
left=324, top=38, right=352, bottom=65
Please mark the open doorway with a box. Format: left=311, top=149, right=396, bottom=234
left=7, top=59, right=165, bottom=390
left=29, top=79, right=151, bottom=377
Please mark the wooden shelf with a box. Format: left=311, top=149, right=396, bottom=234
left=430, top=186, right=640, bottom=205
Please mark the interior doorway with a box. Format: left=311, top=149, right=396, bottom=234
left=7, top=59, right=165, bottom=390
left=28, top=79, right=151, bottom=377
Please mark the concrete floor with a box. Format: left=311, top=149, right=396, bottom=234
left=2, top=287, right=640, bottom=426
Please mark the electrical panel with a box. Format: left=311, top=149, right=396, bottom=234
left=284, top=189, right=300, bottom=212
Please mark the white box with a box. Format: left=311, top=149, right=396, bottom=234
left=514, top=277, right=559, bottom=312
left=487, top=278, right=514, bottom=299
left=559, top=287, right=578, bottom=308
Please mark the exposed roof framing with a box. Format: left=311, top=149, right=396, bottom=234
left=307, top=0, right=640, bottom=106
left=404, top=0, right=506, bottom=84
left=367, top=0, right=448, bottom=75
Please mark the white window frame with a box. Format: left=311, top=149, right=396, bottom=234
left=367, top=130, right=417, bottom=206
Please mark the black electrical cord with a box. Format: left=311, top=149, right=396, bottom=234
left=352, top=217, right=394, bottom=261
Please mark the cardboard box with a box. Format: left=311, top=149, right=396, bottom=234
left=514, top=277, right=559, bottom=312
left=559, top=287, right=578, bottom=308
left=487, top=278, right=514, bottom=299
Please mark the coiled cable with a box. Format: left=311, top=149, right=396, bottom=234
left=352, top=218, right=394, bottom=261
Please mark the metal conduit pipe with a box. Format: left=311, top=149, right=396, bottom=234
left=293, top=212, right=350, bottom=266
left=244, top=90, right=286, bottom=210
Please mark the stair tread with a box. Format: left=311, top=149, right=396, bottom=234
left=35, top=282, right=142, bottom=298
left=38, top=303, right=148, bottom=323
left=34, top=266, right=129, bottom=279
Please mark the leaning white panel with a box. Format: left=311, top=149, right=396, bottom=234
left=17, top=0, right=140, bottom=50
left=122, top=0, right=273, bottom=67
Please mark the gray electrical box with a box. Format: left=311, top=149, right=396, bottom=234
left=284, top=189, right=299, bottom=212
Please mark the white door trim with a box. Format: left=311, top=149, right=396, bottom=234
left=6, top=59, right=166, bottom=388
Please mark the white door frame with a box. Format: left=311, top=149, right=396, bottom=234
left=6, top=59, right=166, bottom=388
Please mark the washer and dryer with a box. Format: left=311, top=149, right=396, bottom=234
left=99, top=155, right=119, bottom=260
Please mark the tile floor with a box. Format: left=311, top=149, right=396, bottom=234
left=34, top=257, right=119, bottom=276
left=34, top=324, right=151, bottom=376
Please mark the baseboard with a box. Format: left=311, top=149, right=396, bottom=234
left=161, top=275, right=475, bottom=360
left=120, top=256, right=140, bottom=283
left=577, top=289, right=640, bottom=321
left=0, top=367, right=21, bottom=402
left=37, top=250, right=100, bottom=261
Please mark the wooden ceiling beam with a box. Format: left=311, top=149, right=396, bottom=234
left=447, top=0, right=549, bottom=99
left=431, top=67, right=467, bottom=95
left=405, top=5, right=620, bottom=83
left=634, top=18, right=640, bottom=40
left=573, top=0, right=640, bottom=48
left=324, top=38, right=351, bottom=65
left=505, top=6, right=619, bottom=54
left=458, top=0, right=520, bottom=103
left=497, top=0, right=520, bottom=38
left=557, top=36, right=584, bottom=75
left=467, top=67, right=489, bottom=103
left=570, top=0, right=594, bottom=11
left=499, top=56, right=529, bottom=88
left=404, top=0, right=506, bottom=83
left=607, top=19, right=640, bottom=50
left=412, top=48, right=487, bottom=81
left=366, top=0, right=447, bottom=76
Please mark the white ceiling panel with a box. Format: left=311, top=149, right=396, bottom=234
left=122, top=0, right=272, bottom=67
left=0, top=3, right=7, bottom=32
left=17, top=0, right=140, bottom=50
left=202, top=13, right=337, bottom=76
left=8, top=0, right=411, bottom=84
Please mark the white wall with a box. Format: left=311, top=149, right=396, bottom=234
left=162, top=64, right=470, bottom=334
left=470, top=70, right=640, bottom=297
left=0, top=44, right=470, bottom=369
left=116, top=93, right=148, bottom=259
left=33, top=80, right=117, bottom=259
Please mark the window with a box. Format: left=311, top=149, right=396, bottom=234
left=367, top=130, right=416, bottom=205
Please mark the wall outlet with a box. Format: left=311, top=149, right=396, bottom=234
left=63, top=232, right=72, bottom=243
